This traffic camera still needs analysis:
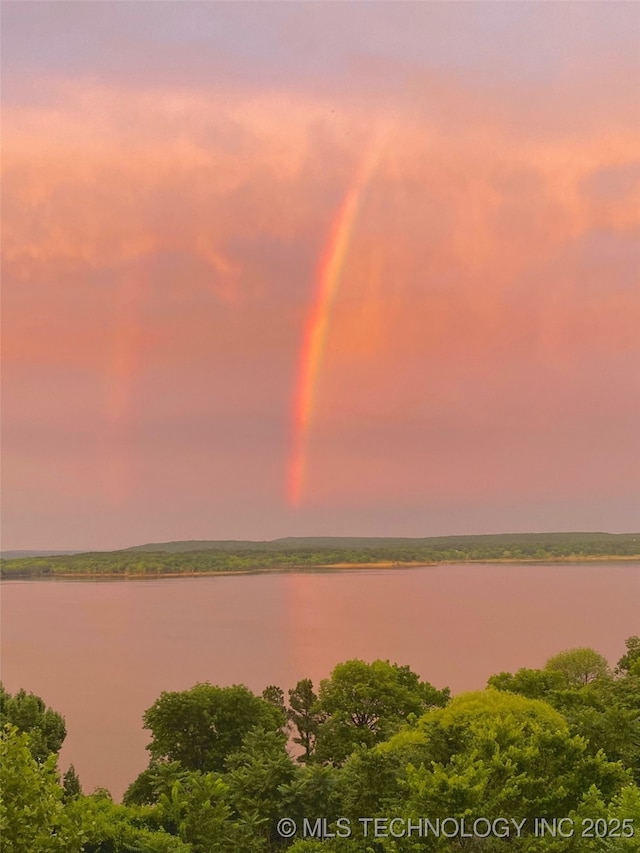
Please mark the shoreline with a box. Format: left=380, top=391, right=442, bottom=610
left=2, top=554, right=639, bottom=580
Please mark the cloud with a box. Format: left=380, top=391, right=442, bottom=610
left=2, top=68, right=638, bottom=528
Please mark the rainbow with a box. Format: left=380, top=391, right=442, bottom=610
left=288, top=142, right=383, bottom=507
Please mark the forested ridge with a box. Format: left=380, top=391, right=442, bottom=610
left=2, top=532, right=639, bottom=578
left=2, top=638, right=640, bottom=851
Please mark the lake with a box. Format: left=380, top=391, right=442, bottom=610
left=1, top=562, right=638, bottom=800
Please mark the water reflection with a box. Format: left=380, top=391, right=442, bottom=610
left=1, top=562, right=638, bottom=800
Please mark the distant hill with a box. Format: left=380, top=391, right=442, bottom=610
left=0, top=550, right=85, bottom=559
left=123, top=532, right=639, bottom=553
left=3, top=533, right=637, bottom=579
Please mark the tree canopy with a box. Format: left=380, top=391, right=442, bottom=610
left=314, top=659, right=449, bottom=764
left=545, top=647, right=612, bottom=687
left=143, top=683, right=284, bottom=772
left=0, top=684, right=66, bottom=762
left=3, top=638, right=640, bottom=852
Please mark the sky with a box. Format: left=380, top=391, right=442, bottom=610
left=2, top=1, right=639, bottom=550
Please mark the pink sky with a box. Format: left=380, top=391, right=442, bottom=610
left=2, top=3, right=639, bottom=549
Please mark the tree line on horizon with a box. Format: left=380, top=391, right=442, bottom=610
left=1, top=532, right=639, bottom=578
left=1, top=637, right=640, bottom=851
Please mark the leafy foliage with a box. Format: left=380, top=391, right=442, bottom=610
left=315, top=660, right=449, bottom=764
left=0, top=724, right=76, bottom=852
left=617, top=636, right=640, bottom=675
left=225, top=726, right=297, bottom=844
left=143, top=683, right=284, bottom=772
left=288, top=679, right=324, bottom=763
left=62, top=764, right=82, bottom=801
left=545, top=648, right=612, bottom=687
left=396, top=690, right=630, bottom=818
left=0, top=683, right=66, bottom=761
left=489, top=648, right=640, bottom=784
left=3, top=638, right=640, bottom=852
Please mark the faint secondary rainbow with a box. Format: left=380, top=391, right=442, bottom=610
left=288, top=141, right=384, bottom=507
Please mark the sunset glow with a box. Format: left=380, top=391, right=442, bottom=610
left=2, top=2, right=639, bottom=548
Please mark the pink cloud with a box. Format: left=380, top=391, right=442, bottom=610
left=2, top=74, right=638, bottom=533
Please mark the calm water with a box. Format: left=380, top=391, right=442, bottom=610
left=1, top=562, right=638, bottom=800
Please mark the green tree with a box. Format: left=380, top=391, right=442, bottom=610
left=315, top=660, right=449, bottom=765
left=490, top=652, right=640, bottom=784
left=65, top=791, right=192, bottom=853
left=155, top=771, right=230, bottom=852
left=261, top=685, right=287, bottom=728
left=337, top=743, right=406, bottom=822
left=556, top=690, right=640, bottom=779
left=123, top=759, right=188, bottom=806
left=530, top=783, right=640, bottom=853
left=488, top=667, right=566, bottom=699
left=617, top=636, right=640, bottom=675
left=62, top=764, right=82, bottom=801
left=377, top=690, right=631, bottom=850
left=0, top=683, right=66, bottom=762
left=225, top=726, right=297, bottom=847
left=279, top=763, right=343, bottom=834
left=545, top=648, right=611, bottom=687
left=143, top=683, right=283, bottom=772
left=288, top=679, right=324, bottom=763
left=606, top=783, right=640, bottom=853
left=0, top=724, right=78, bottom=852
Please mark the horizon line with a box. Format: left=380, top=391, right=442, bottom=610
left=3, top=529, right=638, bottom=557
